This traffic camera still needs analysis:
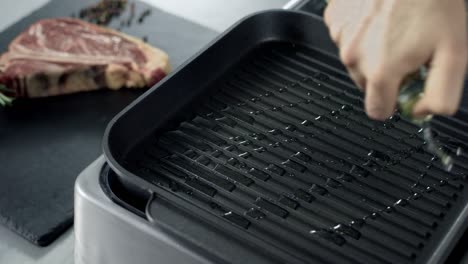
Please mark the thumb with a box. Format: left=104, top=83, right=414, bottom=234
left=412, top=47, right=467, bottom=117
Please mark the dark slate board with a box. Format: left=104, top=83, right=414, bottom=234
left=0, top=0, right=217, bottom=246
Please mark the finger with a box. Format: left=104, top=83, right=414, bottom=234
left=347, top=67, right=366, bottom=90
left=412, top=46, right=467, bottom=117
left=364, top=70, right=403, bottom=120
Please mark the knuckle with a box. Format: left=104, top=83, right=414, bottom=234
left=329, top=26, right=341, bottom=43
left=367, top=68, right=388, bottom=89
left=339, top=47, right=358, bottom=67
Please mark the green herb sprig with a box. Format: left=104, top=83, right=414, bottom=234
left=0, top=84, right=15, bottom=106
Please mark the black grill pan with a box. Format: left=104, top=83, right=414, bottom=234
left=103, top=10, right=468, bottom=264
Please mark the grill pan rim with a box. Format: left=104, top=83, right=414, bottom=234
left=101, top=9, right=468, bottom=264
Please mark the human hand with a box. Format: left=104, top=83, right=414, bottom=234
left=324, top=0, right=467, bottom=120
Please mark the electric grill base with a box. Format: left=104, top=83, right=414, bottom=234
left=75, top=11, right=468, bottom=264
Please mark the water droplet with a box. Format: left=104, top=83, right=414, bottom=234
left=278, top=87, right=287, bottom=93
left=321, top=94, right=330, bottom=100
left=264, top=92, right=272, bottom=97
left=456, top=147, right=463, bottom=156
left=330, top=110, right=339, bottom=116
left=439, top=180, right=448, bottom=186
left=413, top=193, right=422, bottom=200
left=288, top=103, right=297, bottom=107
left=426, top=186, right=434, bottom=193
left=385, top=206, right=394, bottom=213
left=315, top=116, right=323, bottom=121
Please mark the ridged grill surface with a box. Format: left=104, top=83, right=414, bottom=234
left=128, top=42, right=468, bottom=264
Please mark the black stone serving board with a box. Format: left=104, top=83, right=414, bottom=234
left=0, top=0, right=217, bottom=246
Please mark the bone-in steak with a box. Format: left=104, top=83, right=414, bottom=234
left=0, top=18, right=170, bottom=98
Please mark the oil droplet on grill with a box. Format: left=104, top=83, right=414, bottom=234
left=367, top=150, right=391, bottom=162
left=288, top=103, right=297, bottom=107
left=395, top=199, right=408, bottom=206
left=239, top=140, right=251, bottom=146
left=341, top=104, right=353, bottom=111
left=315, top=116, right=323, bottom=121
left=264, top=92, right=272, bottom=97
left=370, top=212, right=380, bottom=219
left=439, top=180, right=448, bottom=186
left=389, top=115, right=400, bottom=122
left=254, top=147, right=266, bottom=153
left=227, top=157, right=239, bottom=166
left=412, top=192, right=422, bottom=200
left=383, top=122, right=395, bottom=129
left=301, top=120, right=313, bottom=126
left=250, top=133, right=266, bottom=140
left=271, top=106, right=282, bottom=112
left=246, top=208, right=265, bottom=220
left=333, top=224, right=361, bottom=240
left=239, top=152, right=251, bottom=159
left=270, top=142, right=282, bottom=148
left=268, top=129, right=282, bottom=136
left=278, top=87, right=287, bottom=93
left=250, top=97, right=260, bottom=102
left=285, top=124, right=297, bottom=132
left=426, top=186, right=434, bottom=193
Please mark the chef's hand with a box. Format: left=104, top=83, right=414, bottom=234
left=324, top=0, right=467, bottom=120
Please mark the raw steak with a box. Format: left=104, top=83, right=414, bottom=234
left=0, top=18, right=170, bottom=98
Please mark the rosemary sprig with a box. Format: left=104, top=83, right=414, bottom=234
left=0, top=84, right=15, bottom=106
